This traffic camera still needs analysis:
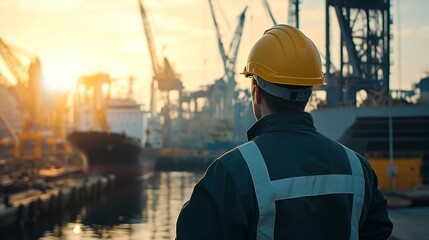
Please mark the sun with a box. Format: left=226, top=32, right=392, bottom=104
left=42, top=53, right=84, bottom=93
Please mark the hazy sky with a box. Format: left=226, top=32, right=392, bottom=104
left=1, top=0, right=428, bottom=106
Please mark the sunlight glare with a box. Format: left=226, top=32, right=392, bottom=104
left=72, top=224, right=82, bottom=234
left=43, top=53, right=83, bottom=93
left=102, top=82, right=110, bottom=96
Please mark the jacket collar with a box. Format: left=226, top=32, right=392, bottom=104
left=247, top=111, right=316, bottom=140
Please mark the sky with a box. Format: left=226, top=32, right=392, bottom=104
left=1, top=0, right=428, bottom=107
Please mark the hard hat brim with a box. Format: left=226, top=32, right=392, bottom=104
left=242, top=63, right=324, bottom=87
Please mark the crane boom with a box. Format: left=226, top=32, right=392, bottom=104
left=208, top=0, right=247, bottom=84
left=0, top=37, right=44, bottom=160
left=0, top=73, right=23, bottom=108
left=262, top=0, right=300, bottom=28
left=0, top=38, right=33, bottom=110
left=137, top=0, right=160, bottom=75
left=226, top=7, right=247, bottom=82
left=208, top=0, right=229, bottom=76
left=0, top=38, right=28, bottom=86
left=262, top=0, right=277, bottom=25
left=0, top=72, right=12, bottom=88
left=207, top=1, right=247, bottom=122
left=137, top=0, right=183, bottom=117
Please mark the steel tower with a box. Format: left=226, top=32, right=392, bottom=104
left=325, top=0, right=391, bottom=107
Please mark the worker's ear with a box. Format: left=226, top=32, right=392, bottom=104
left=253, top=83, right=262, bottom=105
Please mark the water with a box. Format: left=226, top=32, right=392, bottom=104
left=6, top=171, right=203, bottom=240
left=6, top=170, right=429, bottom=239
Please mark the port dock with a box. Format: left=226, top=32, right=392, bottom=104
left=156, top=148, right=216, bottom=171
left=384, top=186, right=429, bottom=207
left=0, top=171, right=115, bottom=232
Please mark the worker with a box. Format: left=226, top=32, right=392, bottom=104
left=176, top=25, right=393, bottom=240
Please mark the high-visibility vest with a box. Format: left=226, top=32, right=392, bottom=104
left=237, top=141, right=365, bottom=240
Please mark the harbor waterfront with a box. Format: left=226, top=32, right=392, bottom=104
left=2, top=171, right=203, bottom=240
left=0, top=170, right=427, bottom=240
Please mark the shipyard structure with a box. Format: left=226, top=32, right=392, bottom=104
left=1, top=1, right=429, bottom=224
left=133, top=0, right=429, bottom=190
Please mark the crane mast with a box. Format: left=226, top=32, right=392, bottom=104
left=262, top=0, right=277, bottom=25
left=288, top=0, right=300, bottom=28
left=137, top=0, right=182, bottom=120
left=137, top=0, right=184, bottom=146
left=0, top=38, right=28, bottom=86
left=137, top=0, right=159, bottom=115
left=262, top=0, right=300, bottom=28
left=0, top=37, right=43, bottom=160
left=208, top=0, right=229, bottom=77
left=226, top=7, right=247, bottom=84
left=208, top=1, right=247, bottom=84
left=208, top=0, right=247, bottom=121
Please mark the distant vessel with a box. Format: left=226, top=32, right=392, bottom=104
left=68, top=98, right=162, bottom=181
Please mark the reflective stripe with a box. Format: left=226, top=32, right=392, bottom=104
left=237, top=141, right=365, bottom=240
left=238, top=141, right=275, bottom=240
left=343, top=145, right=365, bottom=240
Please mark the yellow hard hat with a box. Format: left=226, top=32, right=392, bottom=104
left=242, top=24, right=324, bottom=86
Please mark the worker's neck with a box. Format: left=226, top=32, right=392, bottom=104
left=259, top=102, right=305, bottom=119
left=259, top=101, right=273, bottom=118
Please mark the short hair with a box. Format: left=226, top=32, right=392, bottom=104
left=252, top=77, right=310, bottom=112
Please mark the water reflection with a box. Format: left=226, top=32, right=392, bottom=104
left=41, top=171, right=202, bottom=239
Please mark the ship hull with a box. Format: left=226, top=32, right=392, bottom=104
left=67, top=131, right=159, bottom=181
left=311, top=105, right=429, bottom=184
left=312, top=105, right=429, bottom=141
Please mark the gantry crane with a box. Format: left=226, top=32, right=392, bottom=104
left=0, top=37, right=43, bottom=160
left=137, top=0, right=183, bottom=117
left=325, top=0, right=391, bottom=107
left=208, top=0, right=247, bottom=122
left=74, top=73, right=110, bottom=133
left=137, top=0, right=184, bottom=147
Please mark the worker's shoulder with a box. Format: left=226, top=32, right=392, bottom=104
left=216, top=145, right=247, bottom=171
left=213, top=144, right=254, bottom=195
left=354, top=151, right=374, bottom=175
left=337, top=142, right=375, bottom=181
left=316, top=131, right=374, bottom=174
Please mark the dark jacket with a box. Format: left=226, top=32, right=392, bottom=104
left=176, top=111, right=393, bottom=240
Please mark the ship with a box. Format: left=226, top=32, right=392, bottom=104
left=311, top=77, right=429, bottom=187
left=68, top=97, right=162, bottom=182
left=67, top=131, right=159, bottom=181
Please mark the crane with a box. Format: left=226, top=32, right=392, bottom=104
left=288, top=0, right=300, bottom=28
left=261, top=0, right=300, bottom=28
left=75, top=73, right=110, bottom=132
left=47, top=91, right=73, bottom=157
left=0, top=37, right=43, bottom=160
left=208, top=0, right=247, bottom=121
left=262, top=0, right=277, bottom=25
left=137, top=0, right=183, bottom=117
left=1, top=38, right=74, bottom=163
left=0, top=108, right=19, bottom=157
